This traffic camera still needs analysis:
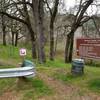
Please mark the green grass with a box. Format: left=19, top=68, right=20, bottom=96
left=0, top=78, right=16, bottom=95
left=36, top=58, right=100, bottom=94
left=37, top=62, right=100, bottom=94
left=23, top=78, right=53, bottom=100
left=53, top=72, right=75, bottom=83
left=0, top=77, right=53, bottom=99
left=0, top=44, right=53, bottom=99
left=48, top=65, right=100, bottom=94
left=36, top=59, right=70, bottom=68
left=21, top=77, right=53, bottom=100
left=0, top=44, right=100, bottom=99
left=29, top=78, right=52, bottom=96
left=22, top=90, right=35, bottom=100
left=0, top=44, right=32, bottom=67
left=88, top=78, right=100, bottom=93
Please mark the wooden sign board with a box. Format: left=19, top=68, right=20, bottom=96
left=76, top=38, right=100, bottom=59
left=20, top=48, right=26, bottom=56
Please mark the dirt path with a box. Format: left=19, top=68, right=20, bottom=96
left=0, top=91, right=20, bottom=100
left=0, top=72, right=100, bottom=100
left=38, top=72, right=100, bottom=100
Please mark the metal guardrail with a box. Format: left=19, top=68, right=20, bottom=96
left=0, top=66, right=35, bottom=78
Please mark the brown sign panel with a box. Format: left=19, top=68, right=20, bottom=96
left=76, top=38, right=100, bottom=59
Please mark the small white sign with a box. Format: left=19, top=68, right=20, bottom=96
left=20, top=48, right=26, bottom=56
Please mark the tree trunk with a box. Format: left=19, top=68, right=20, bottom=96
left=12, top=32, right=14, bottom=46
left=49, top=0, right=59, bottom=61
left=50, top=24, right=54, bottom=60
left=15, top=33, right=18, bottom=46
left=54, top=30, right=59, bottom=55
left=32, top=41, right=37, bottom=59
left=69, top=34, right=74, bottom=62
left=65, top=23, right=77, bottom=63
left=65, top=30, right=75, bottom=63
left=30, top=33, right=37, bottom=59
left=1, top=15, right=6, bottom=46
left=27, top=24, right=37, bottom=59
left=23, top=0, right=37, bottom=59
left=37, top=27, right=46, bottom=63
left=64, top=0, right=94, bottom=63
left=2, top=27, right=6, bottom=46
left=32, top=0, right=46, bottom=63
left=65, top=35, right=70, bottom=63
left=37, top=13, right=46, bottom=63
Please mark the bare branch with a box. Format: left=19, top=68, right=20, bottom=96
left=80, top=16, right=91, bottom=26
left=4, top=1, right=33, bottom=9
left=18, top=34, right=27, bottom=40
left=76, top=0, right=94, bottom=23
left=44, top=0, right=52, bottom=16
left=50, top=0, right=59, bottom=23
left=0, top=11, right=28, bottom=25
left=75, top=0, right=83, bottom=19
left=15, top=5, right=25, bottom=17
left=91, top=16, right=100, bottom=35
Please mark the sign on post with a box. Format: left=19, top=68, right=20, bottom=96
left=76, top=38, right=100, bottom=59
left=20, top=48, right=26, bottom=56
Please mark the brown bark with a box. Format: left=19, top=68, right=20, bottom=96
left=49, top=0, right=59, bottom=60
left=11, top=32, right=14, bottom=46
left=65, top=25, right=77, bottom=63
left=27, top=24, right=37, bottom=59
left=23, top=0, right=37, bottom=59
left=69, top=34, right=74, bottom=62
left=54, top=30, right=59, bottom=55
left=65, top=35, right=70, bottom=63
left=50, top=24, right=54, bottom=60
left=15, top=33, right=18, bottom=46
left=2, top=26, right=6, bottom=46
left=1, top=15, right=6, bottom=46
left=32, top=0, right=46, bottom=63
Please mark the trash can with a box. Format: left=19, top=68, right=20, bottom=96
left=71, top=59, right=84, bottom=75
left=21, top=60, right=35, bottom=78
left=21, top=60, right=35, bottom=67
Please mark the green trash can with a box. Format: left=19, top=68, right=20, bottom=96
left=71, top=59, right=84, bottom=75
left=21, top=60, right=35, bottom=67
left=21, top=60, right=35, bottom=78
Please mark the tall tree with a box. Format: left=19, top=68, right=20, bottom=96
left=22, top=0, right=37, bottom=59
left=65, top=0, right=94, bottom=62
left=1, top=15, right=6, bottom=46
left=0, top=0, right=7, bottom=46
left=0, top=0, right=44, bottom=60
left=32, top=0, right=46, bottom=63
left=45, top=0, right=59, bottom=60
